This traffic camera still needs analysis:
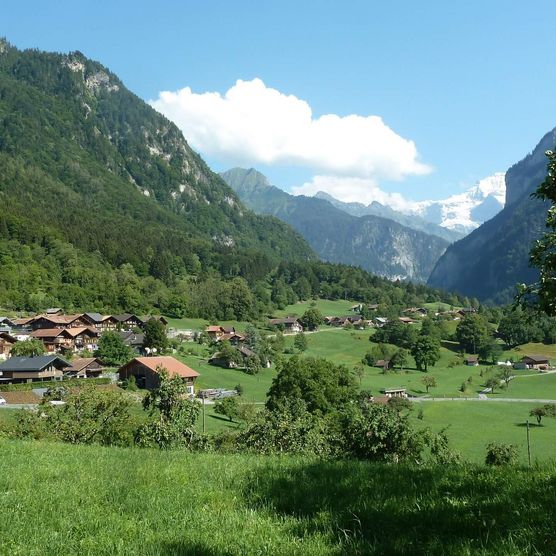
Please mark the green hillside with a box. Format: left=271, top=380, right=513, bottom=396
left=0, top=40, right=313, bottom=312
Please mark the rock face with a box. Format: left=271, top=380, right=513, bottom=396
left=221, top=168, right=449, bottom=282
left=427, top=128, right=556, bottom=304
left=314, top=191, right=463, bottom=243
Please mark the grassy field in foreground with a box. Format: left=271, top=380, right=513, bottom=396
left=2, top=439, right=556, bottom=555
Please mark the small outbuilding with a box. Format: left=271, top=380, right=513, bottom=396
left=65, top=357, right=104, bottom=378
left=465, top=355, right=479, bottom=366
left=514, top=355, right=552, bottom=371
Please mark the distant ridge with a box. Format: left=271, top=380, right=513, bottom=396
left=221, top=168, right=450, bottom=283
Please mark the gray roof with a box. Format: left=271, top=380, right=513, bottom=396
left=0, top=355, right=71, bottom=372
left=84, top=312, right=104, bottom=323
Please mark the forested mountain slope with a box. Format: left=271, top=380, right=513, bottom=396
left=428, top=128, right=556, bottom=304
left=221, top=168, right=449, bottom=283
left=0, top=40, right=314, bottom=311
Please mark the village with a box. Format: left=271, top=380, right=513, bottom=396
left=0, top=302, right=553, bottom=413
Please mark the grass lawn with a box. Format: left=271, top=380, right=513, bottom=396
left=412, top=401, right=556, bottom=464
left=177, top=353, right=275, bottom=403
left=488, top=371, right=556, bottom=399
left=503, top=342, right=556, bottom=363
left=3, top=439, right=556, bottom=555
left=274, top=298, right=357, bottom=318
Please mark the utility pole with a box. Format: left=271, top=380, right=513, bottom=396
left=526, top=419, right=531, bottom=467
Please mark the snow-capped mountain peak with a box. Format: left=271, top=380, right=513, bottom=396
left=410, top=173, right=506, bottom=234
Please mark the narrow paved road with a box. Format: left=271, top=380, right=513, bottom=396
left=413, top=397, right=556, bottom=403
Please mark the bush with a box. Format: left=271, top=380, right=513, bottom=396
left=485, top=442, right=518, bottom=466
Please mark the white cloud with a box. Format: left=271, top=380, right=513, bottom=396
left=150, top=78, right=431, bottom=181
left=292, top=175, right=418, bottom=212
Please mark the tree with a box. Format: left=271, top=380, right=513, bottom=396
left=13, top=385, right=132, bottom=446
left=294, top=332, right=308, bottom=352
left=135, top=369, right=200, bottom=449
left=497, top=366, right=512, bottom=388
left=391, top=348, right=409, bottom=371
left=530, top=404, right=556, bottom=425
left=143, top=318, right=168, bottom=353
left=300, top=308, right=324, bottom=331
left=353, top=365, right=365, bottom=385
left=421, top=375, right=437, bottom=394
left=95, top=331, right=134, bottom=367
left=267, top=356, right=357, bottom=415
left=484, top=377, right=499, bottom=394
left=530, top=406, right=547, bottom=425
left=519, top=149, right=556, bottom=315
left=411, top=337, right=440, bottom=371
left=498, top=307, right=539, bottom=348
left=455, top=314, right=490, bottom=353
left=479, top=340, right=504, bottom=365
left=244, top=354, right=262, bottom=375
left=214, top=397, right=239, bottom=422
left=343, top=402, right=424, bottom=463
left=10, top=338, right=46, bottom=357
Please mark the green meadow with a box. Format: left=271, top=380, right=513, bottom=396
left=2, top=439, right=556, bottom=555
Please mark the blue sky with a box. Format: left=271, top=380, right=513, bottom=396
left=3, top=0, right=556, bottom=204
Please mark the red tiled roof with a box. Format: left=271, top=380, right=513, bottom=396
left=126, top=356, right=199, bottom=379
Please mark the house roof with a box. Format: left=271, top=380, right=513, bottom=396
left=112, top=314, right=143, bottom=323
left=269, top=317, right=300, bottom=325
left=0, top=332, right=17, bottom=343
left=466, top=355, right=479, bottom=362
left=66, top=357, right=103, bottom=372
left=120, top=356, right=199, bottom=379
left=206, top=325, right=224, bottom=333
left=63, top=327, right=99, bottom=338
left=522, top=355, right=550, bottom=363
left=84, top=312, right=104, bottom=323
left=218, top=332, right=245, bottom=342
left=0, top=355, right=71, bottom=372
left=45, top=308, right=62, bottom=314
left=30, top=328, right=70, bottom=339
left=13, top=317, right=35, bottom=326
left=239, top=346, right=255, bottom=358
left=383, top=387, right=407, bottom=393
left=118, top=331, right=144, bottom=346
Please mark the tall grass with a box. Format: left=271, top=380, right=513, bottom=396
left=2, top=439, right=555, bottom=554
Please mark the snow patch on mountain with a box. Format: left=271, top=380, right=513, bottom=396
left=409, top=173, right=506, bottom=234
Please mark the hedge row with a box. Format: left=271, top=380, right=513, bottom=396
left=0, top=377, right=112, bottom=392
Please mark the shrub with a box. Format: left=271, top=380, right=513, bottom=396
left=485, top=442, right=518, bottom=466
left=0, top=377, right=111, bottom=392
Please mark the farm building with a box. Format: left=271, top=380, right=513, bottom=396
left=118, top=356, right=199, bottom=392
left=65, top=357, right=104, bottom=378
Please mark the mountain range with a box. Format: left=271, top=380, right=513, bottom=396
left=428, top=127, right=556, bottom=303
left=315, top=173, right=506, bottom=237
left=221, top=168, right=449, bottom=282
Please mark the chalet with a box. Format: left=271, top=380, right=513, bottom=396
left=31, top=314, right=91, bottom=330
left=374, top=317, right=388, bottom=328
left=382, top=387, right=408, bottom=399
left=208, top=351, right=234, bottom=368
left=82, top=312, right=105, bottom=327
left=0, top=317, right=17, bottom=329
left=217, top=332, right=245, bottom=346
left=118, top=356, right=199, bottom=393
left=0, top=355, right=71, bottom=384
left=112, top=314, right=145, bottom=330
left=30, top=327, right=99, bottom=353
left=269, top=318, right=303, bottom=334
left=403, top=307, right=428, bottom=317
left=465, top=355, right=479, bottom=366
left=117, top=331, right=145, bottom=354
left=367, top=304, right=380, bottom=311
left=12, top=317, right=35, bottom=328
left=205, top=325, right=235, bottom=340
left=514, top=355, right=552, bottom=371
left=398, top=317, right=417, bottom=325
left=142, top=315, right=169, bottom=326
left=349, top=304, right=362, bottom=312
left=65, top=357, right=104, bottom=378
left=0, top=332, right=17, bottom=360
left=457, top=308, right=477, bottom=318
